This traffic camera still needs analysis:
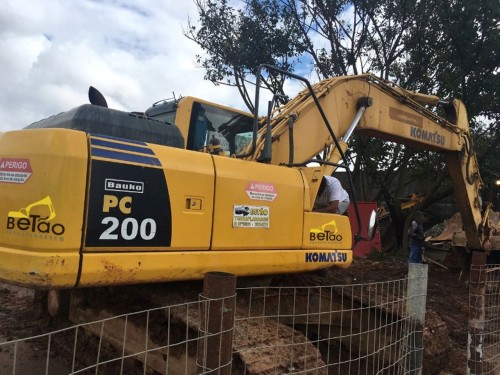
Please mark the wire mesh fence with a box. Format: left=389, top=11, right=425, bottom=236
left=468, top=262, right=500, bottom=375
left=0, top=269, right=428, bottom=375
left=233, top=279, right=414, bottom=374
left=0, top=299, right=203, bottom=374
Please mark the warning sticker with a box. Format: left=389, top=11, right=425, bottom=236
left=0, top=158, right=32, bottom=184
left=245, top=181, right=277, bottom=201
left=233, top=205, right=270, bottom=228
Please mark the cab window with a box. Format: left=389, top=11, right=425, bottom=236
left=187, top=102, right=254, bottom=155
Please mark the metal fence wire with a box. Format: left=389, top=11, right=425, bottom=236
left=0, top=269, right=429, bottom=375
left=468, top=261, right=500, bottom=375
left=233, top=279, right=414, bottom=375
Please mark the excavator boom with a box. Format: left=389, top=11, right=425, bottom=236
left=245, top=67, right=489, bottom=254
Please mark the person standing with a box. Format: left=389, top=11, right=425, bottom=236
left=313, top=175, right=350, bottom=214
left=408, top=211, right=425, bottom=263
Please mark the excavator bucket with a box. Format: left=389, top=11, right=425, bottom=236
left=426, top=211, right=500, bottom=263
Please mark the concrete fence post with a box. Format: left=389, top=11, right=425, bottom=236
left=468, top=251, right=487, bottom=375
left=405, top=263, right=428, bottom=375
left=197, top=272, right=237, bottom=375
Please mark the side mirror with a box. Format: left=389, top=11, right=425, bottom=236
left=366, top=210, right=378, bottom=241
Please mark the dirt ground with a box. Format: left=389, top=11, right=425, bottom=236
left=0, top=252, right=469, bottom=375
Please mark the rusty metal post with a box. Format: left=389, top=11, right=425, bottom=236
left=404, top=263, right=428, bottom=375
left=197, top=272, right=236, bottom=375
left=468, top=251, right=487, bottom=375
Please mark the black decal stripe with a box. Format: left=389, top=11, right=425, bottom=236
left=90, top=138, right=155, bottom=155
left=90, top=133, right=147, bottom=146
left=91, top=148, right=161, bottom=166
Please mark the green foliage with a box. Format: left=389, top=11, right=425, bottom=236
left=185, top=0, right=305, bottom=111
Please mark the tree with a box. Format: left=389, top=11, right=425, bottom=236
left=185, top=0, right=306, bottom=112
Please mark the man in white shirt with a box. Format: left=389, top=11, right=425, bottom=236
left=313, top=175, right=350, bottom=214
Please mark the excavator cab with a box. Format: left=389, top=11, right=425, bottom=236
left=145, top=97, right=255, bottom=155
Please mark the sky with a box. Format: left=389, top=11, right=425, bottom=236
left=0, top=0, right=257, bottom=131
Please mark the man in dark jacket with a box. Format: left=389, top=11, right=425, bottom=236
left=408, top=211, right=425, bottom=263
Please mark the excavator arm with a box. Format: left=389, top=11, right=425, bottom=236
left=245, top=67, right=489, bottom=253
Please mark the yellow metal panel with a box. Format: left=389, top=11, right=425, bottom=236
left=0, top=247, right=80, bottom=288
left=0, top=129, right=87, bottom=253
left=298, top=166, right=324, bottom=212
left=151, top=146, right=215, bottom=250
left=211, top=156, right=304, bottom=250
left=303, top=212, right=353, bottom=250
left=0, top=129, right=88, bottom=288
left=77, top=249, right=352, bottom=286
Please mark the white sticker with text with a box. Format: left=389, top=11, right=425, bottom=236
left=233, top=205, right=270, bottom=228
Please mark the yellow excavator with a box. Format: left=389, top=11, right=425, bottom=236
left=0, top=65, right=495, bottom=371
left=0, top=64, right=494, bottom=289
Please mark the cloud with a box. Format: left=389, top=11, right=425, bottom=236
left=0, top=0, right=247, bottom=131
